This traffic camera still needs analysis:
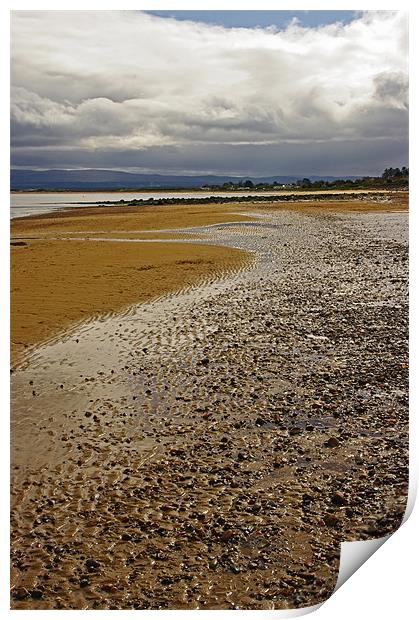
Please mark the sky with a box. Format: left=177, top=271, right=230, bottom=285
left=10, top=10, right=408, bottom=177
left=146, top=11, right=359, bottom=29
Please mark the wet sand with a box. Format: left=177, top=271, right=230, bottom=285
left=10, top=197, right=408, bottom=609
left=11, top=202, right=258, bottom=363
left=11, top=200, right=257, bottom=235
left=11, top=239, right=249, bottom=364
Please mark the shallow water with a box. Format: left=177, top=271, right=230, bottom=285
left=11, top=191, right=281, bottom=219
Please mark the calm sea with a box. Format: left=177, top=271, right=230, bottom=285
left=10, top=190, right=276, bottom=219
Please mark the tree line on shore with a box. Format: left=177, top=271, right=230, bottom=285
left=204, top=167, right=409, bottom=191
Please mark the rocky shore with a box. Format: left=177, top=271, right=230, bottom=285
left=88, top=190, right=401, bottom=208
left=10, top=207, right=408, bottom=609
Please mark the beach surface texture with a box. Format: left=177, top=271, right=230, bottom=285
left=10, top=192, right=408, bottom=609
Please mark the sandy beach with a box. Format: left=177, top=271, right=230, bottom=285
left=11, top=240, right=249, bottom=364
left=10, top=194, right=408, bottom=609
left=10, top=200, right=263, bottom=363
left=10, top=192, right=407, bottom=364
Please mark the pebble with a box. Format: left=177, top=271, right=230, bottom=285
left=323, top=513, right=340, bottom=527
left=331, top=492, right=347, bottom=506
left=324, top=437, right=339, bottom=448
left=85, top=559, right=100, bottom=572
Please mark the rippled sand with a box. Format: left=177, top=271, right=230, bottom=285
left=10, top=204, right=408, bottom=609
left=11, top=239, right=249, bottom=364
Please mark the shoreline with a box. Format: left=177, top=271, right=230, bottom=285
left=10, top=190, right=408, bottom=223
left=10, top=195, right=408, bottom=364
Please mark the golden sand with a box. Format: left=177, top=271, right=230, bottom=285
left=10, top=239, right=249, bottom=363
left=11, top=201, right=255, bottom=237
left=11, top=203, right=258, bottom=363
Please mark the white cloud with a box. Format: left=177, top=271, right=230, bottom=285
left=10, top=10, right=408, bottom=173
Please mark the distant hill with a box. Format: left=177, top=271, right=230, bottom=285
left=10, top=169, right=360, bottom=191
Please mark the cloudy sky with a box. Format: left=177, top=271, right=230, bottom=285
left=11, top=10, right=408, bottom=177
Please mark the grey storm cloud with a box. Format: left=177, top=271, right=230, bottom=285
left=10, top=10, right=408, bottom=175
left=374, top=72, right=409, bottom=108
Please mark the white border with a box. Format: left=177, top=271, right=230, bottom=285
left=2, top=2, right=416, bottom=618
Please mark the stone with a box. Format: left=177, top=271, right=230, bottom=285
left=324, top=437, right=339, bottom=448
left=85, top=559, right=100, bottom=572
left=289, top=427, right=301, bottom=436
left=331, top=491, right=347, bottom=506
left=13, top=588, right=28, bottom=601
left=220, top=530, right=235, bottom=543
left=323, top=513, right=340, bottom=527
left=255, top=417, right=267, bottom=426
